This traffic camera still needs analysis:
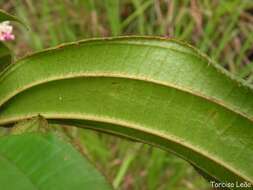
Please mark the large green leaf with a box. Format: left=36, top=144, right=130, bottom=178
left=0, top=37, right=252, bottom=188
left=0, top=126, right=112, bottom=190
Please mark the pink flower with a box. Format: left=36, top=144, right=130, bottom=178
left=0, top=21, right=15, bottom=41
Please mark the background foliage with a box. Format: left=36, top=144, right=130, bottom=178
left=0, top=0, right=252, bottom=189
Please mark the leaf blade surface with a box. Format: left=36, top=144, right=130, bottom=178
left=0, top=37, right=252, bottom=187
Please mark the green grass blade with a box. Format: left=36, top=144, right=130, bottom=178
left=131, top=0, right=146, bottom=35
left=113, top=153, right=135, bottom=188
left=121, top=1, right=153, bottom=30
left=105, top=0, right=121, bottom=36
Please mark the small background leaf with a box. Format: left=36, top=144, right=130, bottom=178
left=0, top=9, right=27, bottom=27
left=0, top=128, right=112, bottom=190
left=0, top=42, right=12, bottom=72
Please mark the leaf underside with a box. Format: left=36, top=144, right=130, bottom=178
left=0, top=37, right=252, bottom=188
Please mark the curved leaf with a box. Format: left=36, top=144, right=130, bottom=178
left=0, top=129, right=112, bottom=190
left=0, top=9, right=26, bottom=26
left=0, top=37, right=252, bottom=188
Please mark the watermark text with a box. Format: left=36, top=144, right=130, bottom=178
left=210, top=181, right=252, bottom=189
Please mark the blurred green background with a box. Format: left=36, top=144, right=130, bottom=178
left=1, top=0, right=253, bottom=189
